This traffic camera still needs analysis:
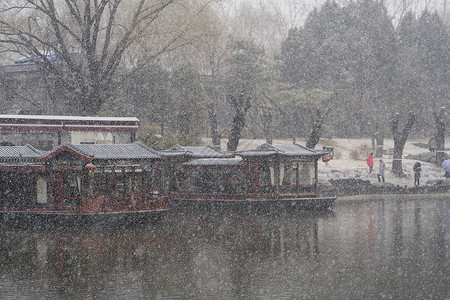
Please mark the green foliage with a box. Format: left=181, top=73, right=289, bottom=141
left=225, top=38, right=269, bottom=150
left=130, top=63, right=173, bottom=126
left=171, top=63, right=207, bottom=138
left=227, top=38, right=267, bottom=97
left=279, top=0, right=450, bottom=138
left=267, top=87, right=335, bottom=139
left=121, top=62, right=206, bottom=143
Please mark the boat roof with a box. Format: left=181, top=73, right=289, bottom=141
left=41, top=142, right=160, bottom=162
left=237, top=143, right=326, bottom=157
left=0, top=144, right=43, bottom=158
left=162, top=145, right=233, bottom=158
left=183, top=158, right=243, bottom=166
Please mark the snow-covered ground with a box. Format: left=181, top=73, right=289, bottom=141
left=204, top=137, right=450, bottom=188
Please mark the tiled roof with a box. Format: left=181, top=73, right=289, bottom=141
left=237, top=143, right=326, bottom=157
left=0, top=144, right=43, bottom=158
left=42, top=142, right=160, bottom=161
left=162, top=145, right=233, bottom=158
left=183, top=158, right=243, bottom=166
left=67, top=142, right=160, bottom=160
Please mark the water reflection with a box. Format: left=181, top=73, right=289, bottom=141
left=0, top=196, right=449, bottom=299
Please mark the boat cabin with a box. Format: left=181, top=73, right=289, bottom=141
left=39, top=142, right=164, bottom=213
left=182, top=158, right=245, bottom=199
left=238, top=144, right=325, bottom=199
left=159, top=145, right=233, bottom=195
left=176, top=143, right=326, bottom=201
left=0, top=144, right=46, bottom=209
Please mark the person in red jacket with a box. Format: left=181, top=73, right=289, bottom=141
left=367, top=152, right=374, bottom=174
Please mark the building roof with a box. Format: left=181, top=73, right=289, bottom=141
left=0, top=114, right=139, bottom=123
left=41, top=142, right=160, bottom=162
left=0, top=64, right=39, bottom=74
left=162, top=145, right=233, bottom=158
left=183, top=158, right=243, bottom=166
left=0, top=144, right=43, bottom=159
left=0, top=114, right=139, bottom=133
left=237, top=143, right=326, bottom=157
left=14, top=53, right=61, bottom=64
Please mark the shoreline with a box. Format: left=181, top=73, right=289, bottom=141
left=337, top=192, right=450, bottom=201
left=320, top=177, right=450, bottom=198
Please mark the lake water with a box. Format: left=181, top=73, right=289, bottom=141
left=1, top=196, right=449, bottom=299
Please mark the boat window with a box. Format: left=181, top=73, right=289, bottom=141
left=144, top=168, right=158, bottom=201
left=95, top=173, right=115, bottom=198
left=116, top=174, right=129, bottom=201
left=63, top=172, right=81, bottom=199
left=257, top=164, right=273, bottom=186
left=279, top=162, right=299, bottom=195
left=217, top=169, right=243, bottom=195
left=280, top=162, right=297, bottom=186
left=160, top=163, right=180, bottom=194
left=187, top=169, right=215, bottom=195
left=131, top=173, right=142, bottom=198
left=299, top=162, right=315, bottom=186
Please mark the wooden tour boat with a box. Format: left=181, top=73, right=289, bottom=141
left=0, top=141, right=336, bottom=224
left=0, top=142, right=169, bottom=225
left=161, top=143, right=337, bottom=211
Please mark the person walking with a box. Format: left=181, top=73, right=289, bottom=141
left=413, top=161, right=422, bottom=186
left=428, top=136, right=437, bottom=153
left=377, top=158, right=385, bottom=183
left=367, top=152, right=374, bottom=174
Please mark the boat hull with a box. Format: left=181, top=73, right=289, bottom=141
left=0, top=209, right=168, bottom=227
left=170, top=197, right=336, bottom=212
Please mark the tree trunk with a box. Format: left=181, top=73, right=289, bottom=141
left=306, top=124, right=321, bottom=149
left=209, top=111, right=221, bottom=149
left=227, top=94, right=252, bottom=151
left=306, top=109, right=328, bottom=149
left=262, top=111, right=273, bottom=144
left=390, top=112, right=415, bottom=176
left=434, top=107, right=446, bottom=165
left=374, top=132, right=384, bottom=158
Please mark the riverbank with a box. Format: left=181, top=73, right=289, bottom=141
left=313, top=138, right=450, bottom=197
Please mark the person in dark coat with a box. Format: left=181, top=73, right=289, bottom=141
left=413, top=161, right=422, bottom=186
left=377, top=158, right=385, bottom=183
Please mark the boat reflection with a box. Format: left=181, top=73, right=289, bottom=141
left=0, top=197, right=449, bottom=299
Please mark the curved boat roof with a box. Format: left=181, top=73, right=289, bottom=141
left=162, top=145, right=233, bottom=158
left=41, top=142, right=160, bottom=162
left=237, top=143, right=326, bottom=157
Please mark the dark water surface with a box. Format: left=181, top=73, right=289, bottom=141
left=1, top=196, right=449, bottom=300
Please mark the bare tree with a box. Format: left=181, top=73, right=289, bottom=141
left=0, top=0, right=213, bottom=116
left=390, top=111, right=416, bottom=176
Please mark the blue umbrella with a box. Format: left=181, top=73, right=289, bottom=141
left=442, top=159, right=450, bottom=171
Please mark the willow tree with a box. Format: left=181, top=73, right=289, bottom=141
left=0, top=0, right=213, bottom=116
